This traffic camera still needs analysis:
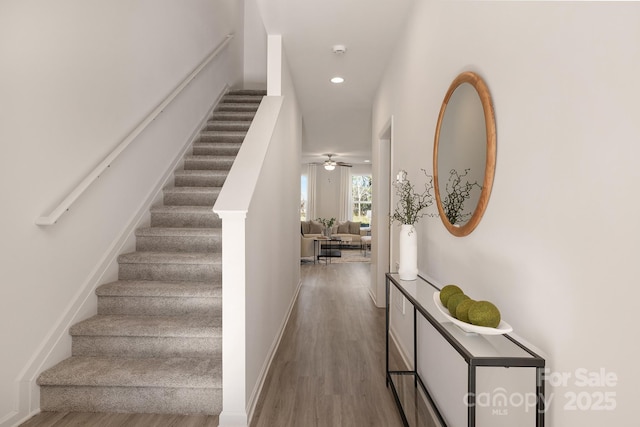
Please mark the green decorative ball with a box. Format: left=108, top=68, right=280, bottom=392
left=468, top=301, right=501, bottom=328
left=439, top=285, right=463, bottom=307
left=455, top=299, right=476, bottom=323
left=447, top=293, right=470, bottom=317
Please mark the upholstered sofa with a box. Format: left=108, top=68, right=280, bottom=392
left=301, top=220, right=367, bottom=244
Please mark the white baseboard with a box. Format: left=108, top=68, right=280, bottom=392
left=367, top=286, right=378, bottom=306
left=0, top=412, right=20, bottom=427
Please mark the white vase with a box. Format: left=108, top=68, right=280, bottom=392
left=398, top=224, right=418, bottom=281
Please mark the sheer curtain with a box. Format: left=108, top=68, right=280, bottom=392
left=307, top=164, right=317, bottom=221
left=339, top=167, right=352, bottom=222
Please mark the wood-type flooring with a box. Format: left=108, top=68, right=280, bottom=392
left=250, top=262, right=405, bottom=427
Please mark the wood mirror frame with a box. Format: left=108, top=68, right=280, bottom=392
left=433, top=71, right=496, bottom=237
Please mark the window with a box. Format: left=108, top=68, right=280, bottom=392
left=352, top=175, right=372, bottom=224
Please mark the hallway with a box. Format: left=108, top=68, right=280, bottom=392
left=251, top=262, right=404, bottom=426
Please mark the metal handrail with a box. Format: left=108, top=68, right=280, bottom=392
left=35, top=34, right=234, bottom=226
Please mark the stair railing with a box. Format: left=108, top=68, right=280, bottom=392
left=35, top=34, right=234, bottom=226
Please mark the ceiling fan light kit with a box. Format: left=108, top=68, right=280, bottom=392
left=321, top=154, right=351, bottom=170
left=324, top=154, right=337, bottom=170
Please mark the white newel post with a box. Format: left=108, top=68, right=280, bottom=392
left=216, top=211, right=248, bottom=427
left=398, top=224, right=418, bottom=281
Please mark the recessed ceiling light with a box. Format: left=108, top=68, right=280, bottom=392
left=331, top=77, right=344, bottom=84
left=364, top=160, right=371, bottom=163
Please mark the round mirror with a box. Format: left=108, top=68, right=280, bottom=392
left=433, top=72, right=496, bottom=237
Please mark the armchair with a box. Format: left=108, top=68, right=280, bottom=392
left=301, top=235, right=315, bottom=262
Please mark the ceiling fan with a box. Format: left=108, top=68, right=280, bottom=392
left=316, top=154, right=352, bottom=171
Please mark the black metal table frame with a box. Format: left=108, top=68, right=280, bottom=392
left=314, top=238, right=343, bottom=263
left=385, top=273, right=546, bottom=427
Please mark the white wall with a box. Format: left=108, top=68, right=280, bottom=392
left=374, top=1, right=640, bottom=426
left=243, top=0, right=268, bottom=89
left=0, top=1, right=243, bottom=425
left=315, top=167, right=341, bottom=220
left=313, top=164, right=371, bottom=221
left=245, top=43, right=302, bottom=419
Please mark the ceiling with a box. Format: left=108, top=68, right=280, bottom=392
left=256, top=0, right=416, bottom=165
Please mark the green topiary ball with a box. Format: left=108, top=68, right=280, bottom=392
left=468, top=301, right=501, bottom=328
left=439, top=284, right=463, bottom=307
left=455, top=299, right=476, bottom=323
left=447, top=293, right=470, bottom=317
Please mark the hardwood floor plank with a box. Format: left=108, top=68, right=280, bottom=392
left=18, top=411, right=68, bottom=427
left=251, top=263, right=405, bottom=427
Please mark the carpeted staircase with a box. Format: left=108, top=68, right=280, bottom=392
left=36, top=89, right=265, bottom=414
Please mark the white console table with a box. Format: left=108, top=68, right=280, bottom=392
left=385, top=273, right=545, bottom=427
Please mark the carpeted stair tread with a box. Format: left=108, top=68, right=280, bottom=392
left=211, top=111, right=256, bottom=121
left=193, top=141, right=243, bottom=148
left=135, top=227, right=220, bottom=253
left=175, top=170, right=229, bottom=178
left=206, top=119, right=252, bottom=125
left=70, top=314, right=220, bottom=337
left=37, top=356, right=220, bottom=389
left=215, top=103, right=260, bottom=112
left=135, top=227, right=220, bottom=238
left=184, top=154, right=238, bottom=161
left=163, top=186, right=221, bottom=196
left=118, top=251, right=220, bottom=265
left=192, top=142, right=242, bottom=157
left=205, top=121, right=251, bottom=131
left=149, top=206, right=221, bottom=228
left=97, top=280, right=220, bottom=298
left=200, top=130, right=247, bottom=138
left=184, top=156, right=236, bottom=171
left=184, top=155, right=237, bottom=163
left=173, top=170, right=228, bottom=187
left=162, top=186, right=221, bottom=206
left=228, top=89, right=266, bottom=96
left=199, top=131, right=247, bottom=143
left=221, top=95, right=264, bottom=104
left=150, top=205, right=220, bottom=215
